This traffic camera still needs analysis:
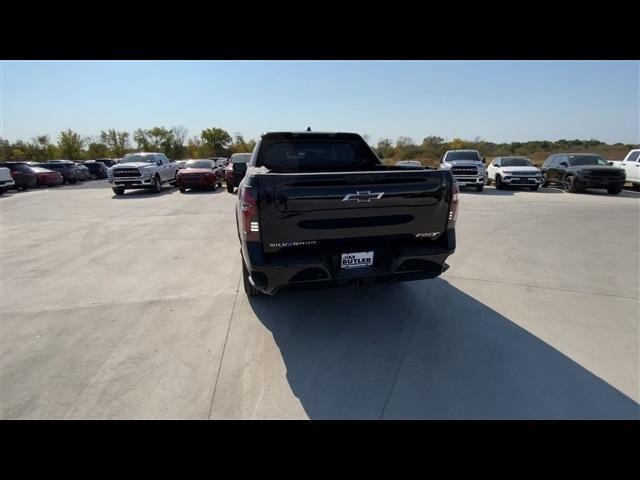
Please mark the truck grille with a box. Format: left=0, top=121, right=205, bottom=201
left=451, top=166, right=478, bottom=175
left=113, top=168, right=141, bottom=178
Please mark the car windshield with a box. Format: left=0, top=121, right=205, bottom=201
left=122, top=154, right=156, bottom=164
left=231, top=154, right=251, bottom=164
left=568, top=155, right=607, bottom=166
left=447, top=151, right=481, bottom=161
left=185, top=161, right=212, bottom=169
left=501, top=158, right=532, bottom=167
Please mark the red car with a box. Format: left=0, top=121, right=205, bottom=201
left=177, top=159, right=220, bottom=192
left=27, top=164, right=65, bottom=187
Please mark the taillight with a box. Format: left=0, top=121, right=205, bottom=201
left=239, top=185, right=259, bottom=241
left=448, top=181, right=459, bottom=228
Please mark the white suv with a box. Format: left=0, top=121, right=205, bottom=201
left=620, top=149, right=640, bottom=187
left=486, top=156, right=542, bottom=191
left=0, top=166, right=16, bottom=195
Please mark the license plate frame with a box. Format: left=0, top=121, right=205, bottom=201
left=341, top=251, right=374, bottom=269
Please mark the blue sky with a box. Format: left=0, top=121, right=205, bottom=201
left=1, top=61, right=638, bottom=145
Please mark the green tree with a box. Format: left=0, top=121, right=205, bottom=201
left=27, top=134, right=56, bottom=161
left=422, top=135, right=444, bottom=147
left=86, top=142, right=110, bottom=159
left=99, top=129, right=130, bottom=157
left=57, top=129, right=86, bottom=159
left=201, top=127, right=232, bottom=156
left=376, top=138, right=394, bottom=158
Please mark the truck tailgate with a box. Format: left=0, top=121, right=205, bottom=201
left=258, top=170, right=451, bottom=253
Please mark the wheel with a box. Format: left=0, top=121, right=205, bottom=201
left=179, top=186, right=186, bottom=193
left=91, top=174, right=97, bottom=180
left=564, top=175, right=580, bottom=193
left=540, top=173, right=549, bottom=187
left=217, top=182, right=222, bottom=188
left=475, top=184, right=484, bottom=192
left=530, top=185, right=540, bottom=191
left=0, top=188, right=5, bottom=196
left=151, top=175, right=161, bottom=194
left=226, top=182, right=234, bottom=193
left=495, top=175, right=504, bottom=190
left=607, top=185, right=623, bottom=195
left=112, top=187, right=125, bottom=195
left=242, top=259, right=261, bottom=297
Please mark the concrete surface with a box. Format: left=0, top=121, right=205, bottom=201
left=1, top=181, right=638, bottom=419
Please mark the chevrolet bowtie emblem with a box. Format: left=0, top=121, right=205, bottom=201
left=342, top=191, right=384, bottom=203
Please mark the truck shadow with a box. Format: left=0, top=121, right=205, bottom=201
left=110, top=186, right=179, bottom=199
left=249, top=278, right=639, bottom=419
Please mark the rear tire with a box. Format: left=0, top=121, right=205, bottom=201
left=227, top=182, right=234, bottom=193
left=112, top=187, right=125, bottom=195
left=242, top=259, right=260, bottom=297
left=179, top=186, right=186, bottom=193
left=530, top=185, right=540, bottom=191
left=607, top=185, right=623, bottom=195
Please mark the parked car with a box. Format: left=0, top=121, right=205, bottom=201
left=236, top=131, right=458, bottom=296
left=213, top=158, right=229, bottom=185
left=27, top=164, right=64, bottom=186
left=540, top=153, right=626, bottom=194
left=486, top=156, right=542, bottom=191
left=82, top=160, right=108, bottom=179
left=95, top=158, right=118, bottom=168
left=44, top=160, right=82, bottom=184
left=0, top=162, right=38, bottom=190
left=177, top=159, right=220, bottom=192
left=439, top=149, right=486, bottom=192
left=225, top=153, right=252, bottom=193
left=0, top=166, right=16, bottom=194
left=108, top=152, right=179, bottom=195
left=619, top=149, right=640, bottom=187
left=74, top=162, right=91, bottom=180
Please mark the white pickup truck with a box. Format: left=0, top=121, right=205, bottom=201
left=108, top=152, right=179, bottom=195
left=619, top=149, right=640, bottom=187
left=439, top=149, right=486, bottom=192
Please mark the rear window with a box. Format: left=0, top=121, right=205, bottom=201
left=257, top=140, right=379, bottom=172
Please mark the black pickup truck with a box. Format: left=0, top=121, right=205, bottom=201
left=236, top=132, right=459, bottom=296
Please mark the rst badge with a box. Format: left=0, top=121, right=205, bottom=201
left=342, top=191, right=384, bottom=203
left=341, top=251, right=374, bottom=269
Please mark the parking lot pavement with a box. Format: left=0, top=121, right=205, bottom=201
left=1, top=183, right=639, bottom=419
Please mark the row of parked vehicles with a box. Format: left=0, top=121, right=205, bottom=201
left=107, top=152, right=253, bottom=195
left=436, top=148, right=639, bottom=194
left=0, top=159, right=117, bottom=195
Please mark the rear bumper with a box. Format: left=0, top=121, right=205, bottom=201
left=242, top=230, right=456, bottom=295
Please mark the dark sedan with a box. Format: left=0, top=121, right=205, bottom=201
left=177, top=159, right=219, bottom=192
left=541, top=153, right=626, bottom=194
left=44, top=160, right=82, bottom=184
left=0, top=162, right=38, bottom=190
left=26, top=163, right=65, bottom=186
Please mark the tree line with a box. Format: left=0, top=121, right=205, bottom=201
left=1, top=129, right=636, bottom=167
left=0, top=126, right=256, bottom=162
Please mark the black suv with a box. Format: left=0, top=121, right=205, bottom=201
left=541, top=153, right=625, bottom=194
left=82, top=161, right=108, bottom=179
left=43, top=161, right=82, bottom=184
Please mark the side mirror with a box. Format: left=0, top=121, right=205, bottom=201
left=157, top=159, right=162, bottom=166
left=607, top=161, right=613, bottom=166
left=482, top=157, right=486, bottom=164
